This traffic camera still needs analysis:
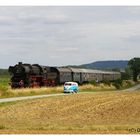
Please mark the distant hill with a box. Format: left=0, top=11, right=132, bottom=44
left=80, top=60, right=128, bottom=70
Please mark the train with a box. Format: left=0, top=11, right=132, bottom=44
left=8, top=62, right=121, bottom=88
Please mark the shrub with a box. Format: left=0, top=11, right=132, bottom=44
left=113, top=79, right=123, bottom=89
left=102, top=80, right=111, bottom=86
left=89, top=80, right=98, bottom=86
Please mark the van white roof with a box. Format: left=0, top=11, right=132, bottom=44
left=64, top=82, right=78, bottom=84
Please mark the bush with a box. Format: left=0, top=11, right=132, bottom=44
left=102, top=80, right=111, bottom=86
left=89, top=80, right=98, bottom=86
left=113, top=79, right=123, bottom=89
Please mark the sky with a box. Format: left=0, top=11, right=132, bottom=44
left=0, top=6, right=140, bottom=68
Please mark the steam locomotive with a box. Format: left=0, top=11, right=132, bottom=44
left=8, top=62, right=121, bottom=88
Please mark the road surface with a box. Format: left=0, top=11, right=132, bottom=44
left=0, top=93, right=67, bottom=103
left=123, top=83, right=140, bottom=92
left=0, top=84, right=140, bottom=104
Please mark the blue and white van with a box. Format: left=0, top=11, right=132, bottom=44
left=64, top=82, right=78, bottom=93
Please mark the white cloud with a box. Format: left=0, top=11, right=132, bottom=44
left=0, top=6, right=140, bottom=68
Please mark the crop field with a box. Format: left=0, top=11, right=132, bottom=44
left=0, top=90, right=140, bottom=134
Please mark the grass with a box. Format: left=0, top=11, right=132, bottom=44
left=5, top=86, right=64, bottom=97
left=0, top=90, right=140, bottom=134
left=79, top=83, right=116, bottom=92
left=0, top=83, right=119, bottom=98
left=0, top=75, right=64, bottom=98
left=0, top=75, right=139, bottom=98
left=0, top=75, right=9, bottom=95
left=0, top=75, right=116, bottom=98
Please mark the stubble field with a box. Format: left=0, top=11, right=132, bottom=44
left=0, top=90, right=140, bottom=134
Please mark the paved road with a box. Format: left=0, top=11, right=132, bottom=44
left=123, top=83, right=140, bottom=92
left=0, top=84, right=140, bottom=104
left=0, top=93, right=68, bottom=103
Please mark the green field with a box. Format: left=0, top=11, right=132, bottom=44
left=0, top=75, right=10, bottom=96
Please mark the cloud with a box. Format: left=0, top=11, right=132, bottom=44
left=123, top=34, right=140, bottom=43
left=0, top=6, right=140, bottom=68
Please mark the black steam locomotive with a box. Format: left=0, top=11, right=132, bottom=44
left=8, top=62, right=121, bottom=88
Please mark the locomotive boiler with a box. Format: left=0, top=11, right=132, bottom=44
left=8, top=62, right=55, bottom=88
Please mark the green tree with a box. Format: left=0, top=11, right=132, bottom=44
left=128, top=57, right=140, bottom=82
left=121, top=67, right=132, bottom=80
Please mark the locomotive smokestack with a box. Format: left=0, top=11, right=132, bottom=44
left=18, top=62, right=22, bottom=65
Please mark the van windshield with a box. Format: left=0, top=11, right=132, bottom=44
left=64, top=83, right=72, bottom=86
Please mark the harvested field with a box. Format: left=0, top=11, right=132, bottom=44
left=0, top=90, right=140, bottom=134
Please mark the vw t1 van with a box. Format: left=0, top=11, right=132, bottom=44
left=64, top=82, right=78, bottom=93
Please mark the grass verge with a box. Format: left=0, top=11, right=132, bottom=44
left=0, top=75, right=139, bottom=98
